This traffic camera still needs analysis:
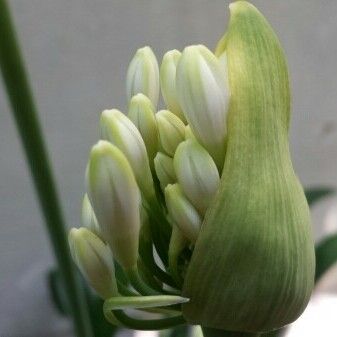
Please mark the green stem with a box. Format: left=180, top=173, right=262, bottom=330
left=113, top=310, right=186, bottom=330
left=0, top=1, right=93, bottom=337
left=202, top=327, right=260, bottom=337
left=139, top=221, right=178, bottom=288
left=126, top=266, right=162, bottom=295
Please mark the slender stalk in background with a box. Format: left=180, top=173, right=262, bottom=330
left=0, top=1, right=93, bottom=336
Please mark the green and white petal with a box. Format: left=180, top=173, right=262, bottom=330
left=100, top=109, right=155, bottom=199
left=160, top=50, right=186, bottom=123
left=156, top=110, right=185, bottom=157
left=165, top=184, right=202, bottom=243
left=174, top=140, right=220, bottom=215
left=86, top=141, right=141, bottom=269
left=68, top=227, right=118, bottom=299
left=126, top=46, right=159, bottom=108
left=176, top=44, right=229, bottom=169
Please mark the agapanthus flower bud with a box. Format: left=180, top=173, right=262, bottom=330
left=154, top=152, right=176, bottom=190
left=81, top=194, right=102, bottom=239
left=128, top=93, right=158, bottom=164
left=100, top=109, right=155, bottom=199
left=86, top=140, right=141, bottom=270
left=160, top=50, right=186, bottom=123
left=126, top=46, right=159, bottom=107
left=68, top=227, right=118, bottom=299
left=156, top=110, right=185, bottom=156
left=71, top=1, right=315, bottom=334
left=174, top=140, right=220, bottom=215
left=176, top=44, right=229, bottom=169
left=165, top=184, right=201, bottom=243
left=184, top=125, right=196, bottom=141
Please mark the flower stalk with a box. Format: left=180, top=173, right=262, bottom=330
left=0, top=1, right=93, bottom=336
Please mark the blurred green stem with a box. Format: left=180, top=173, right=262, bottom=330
left=0, top=1, right=93, bottom=336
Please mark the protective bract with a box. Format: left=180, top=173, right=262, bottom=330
left=182, top=1, right=315, bottom=332
left=86, top=140, right=141, bottom=270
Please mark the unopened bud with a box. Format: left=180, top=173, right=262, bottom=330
left=154, top=152, right=176, bottom=190
left=185, top=125, right=197, bottom=141
left=86, top=140, right=141, bottom=269
left=160, top=50, right=186, bottom=123
left=156, top=110, right=185, bottom=156
left=128, top=93, right=158, bottom=164
left=68, top=227, right=118, bottom=299
left=126, top=46, right=159, bottom=107
left=81, top=194, right=102, bottom=239
left=174, top=140, right=220, bottom=215
left=100, top=109, right=155, bottom=199
left=176, top=44, right=229, bottom=169
left=164, top=184, right=201, bottom=243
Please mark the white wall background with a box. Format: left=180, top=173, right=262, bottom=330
left=0, top=1, right=337, bottom=336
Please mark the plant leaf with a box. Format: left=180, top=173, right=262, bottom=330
left=305, top=187, right=335, bottom=206
left=315, top=233, right=337, bottom=281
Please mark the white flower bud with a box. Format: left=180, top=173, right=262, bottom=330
left=154, top=152, right=176, bottom=190
left=185, top=125, right=197, bottom=141
left=128, top=93, right=158, bottom=164
left=126, top=46, right=159, bottom=108
left=176, top=45, right=229, bottom=169
left=100, top=109, right=155, bottom=199
left=164, top=184, right=202, bottom=243
left=68, top=227, right=118, bottom=299
left=174, top=140, right=220, bottom=215
left=81, top=194, right=102, bottom=239
left=156, top=110, right=185, bottom=157
left=86, top=140, right=141, bottom=269
left=160, top=50, right=186, bottom=123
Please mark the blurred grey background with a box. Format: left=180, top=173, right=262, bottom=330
left=1, top=1, right=337, bottom=336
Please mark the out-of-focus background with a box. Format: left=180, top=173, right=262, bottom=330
left=0, top=1, right=337, bottom=336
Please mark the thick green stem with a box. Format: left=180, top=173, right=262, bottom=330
left=202, top=327, right=260, bottom=337
left=112, top=310, right=186, bottom=330
left=0, top=1, right=93, bottom=337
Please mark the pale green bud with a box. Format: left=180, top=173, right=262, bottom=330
left=128, top=93, right=158, bottom=164
left=68, top=227, right=118, bottom=299
left=176, top=44, right=229, bottom=169
left=81, top=194, right=102, bottom=239
left=100, top=109, right=155, bottom=199
left=156, top=110, right=185, bottom=156
left=174, top=140, right=220, bottom=215
left=86, top=140, right=141, bottom=269
left=164, top=184, right=202, bottom=243
left=154, top=152, right=176, bottom=190
left=160, top=50, right=186, bottom=123
left=184, top=125, right=197, bottom=141
left=126, top=46, right=159, bottom=107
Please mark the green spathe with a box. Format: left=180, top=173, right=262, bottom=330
left=182, top=1, right=315, bottom=333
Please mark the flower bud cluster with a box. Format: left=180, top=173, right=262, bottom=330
left=68, top=40, right=228, bottom=326
left=68, top=2, right=314, bottom=333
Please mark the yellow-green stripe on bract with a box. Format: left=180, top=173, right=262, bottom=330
left=182, top=1, right=315, bottom=333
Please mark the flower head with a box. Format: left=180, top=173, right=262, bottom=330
left=69, top=1, right=315, bottom=334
